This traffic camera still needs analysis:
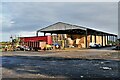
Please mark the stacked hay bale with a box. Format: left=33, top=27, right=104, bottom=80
left=52, top=34, right=91, bottom=48
left=67, top=38, right=74, bottom=48
left=76, top=38, right=81, bottom=48
left=79, top=36, right=85, bottom=48
left=87, top=35, right=90, bottom=47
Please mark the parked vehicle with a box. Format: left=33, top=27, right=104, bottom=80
left=89, top=43, right=102, bottom=48
left=112, top=39, right=120, bottom=50
left=53, top=43, right=60, bottom=49
left=112, top=45, right=120, bottom=50
left=16, top=45, right=30, bottom=51
left=107, top=43, right=112, bottom=47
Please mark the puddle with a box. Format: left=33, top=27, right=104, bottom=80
left=100, top=67, right=112, bottom=70
left=1, top=56, right=120, bottom=78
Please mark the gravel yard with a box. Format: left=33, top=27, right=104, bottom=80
left=1, top=48, right=120, bottom=79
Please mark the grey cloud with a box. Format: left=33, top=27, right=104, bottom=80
left=2, top=2, right=118, bottom=41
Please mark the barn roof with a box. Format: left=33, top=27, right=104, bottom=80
left=37, top=22, right=117, bottom=36
left=40, top=22, right=86, bottom=32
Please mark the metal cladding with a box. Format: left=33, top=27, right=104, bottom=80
left=39, top=22, right=86, bottom=32
left=20, top=36, right=47, bottom=42
left=38, top=22, right=117, bottom=37
left=20, top=36, right=52, bottom=44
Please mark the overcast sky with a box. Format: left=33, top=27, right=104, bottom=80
left=1, top=2, right=118, bottom=41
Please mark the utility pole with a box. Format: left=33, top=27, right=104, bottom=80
left=10, top=35, right=14, bottom=51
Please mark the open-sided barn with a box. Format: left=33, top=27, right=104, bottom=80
left=36, top=22, right=117, bottom=48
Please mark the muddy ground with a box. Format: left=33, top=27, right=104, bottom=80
left=1, top=47, right=120, bottom=79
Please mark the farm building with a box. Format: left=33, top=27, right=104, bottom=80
left=36, top=22, right=117, bottom=48
left=19, top=36, right=52, bottom=50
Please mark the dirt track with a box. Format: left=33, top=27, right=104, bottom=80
left=1, top=48, right=120, bottom=60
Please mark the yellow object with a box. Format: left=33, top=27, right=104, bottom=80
left=45, top=44, right=52, bottom=50
left=46, top=44, right=52, bottom=48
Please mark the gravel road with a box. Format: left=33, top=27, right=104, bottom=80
left=1, top=47, right=120, bottom=79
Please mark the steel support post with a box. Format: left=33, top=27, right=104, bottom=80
left=102, top=35, right=103, bottom=46
left=107, top=35, right=108, bottom=45
left=36, top=31, right=39, bottom=36
left=85, top=29, right=88, bottom=48
left=90, top=34, right=92, bottom=43
left=94, top=34, right=96, bottom=43
left=44, top=32, right=46, bottom=36
left=104, top=35, right=106, bottom=46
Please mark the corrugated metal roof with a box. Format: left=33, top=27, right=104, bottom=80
left=39, top=22, right=86, bottom=32
left=38, top=22, right=117, bottom=36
